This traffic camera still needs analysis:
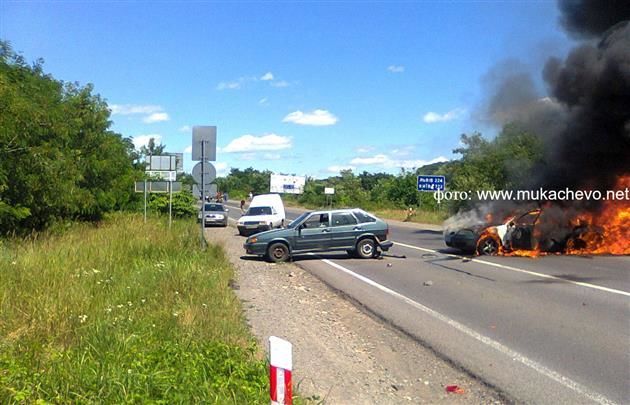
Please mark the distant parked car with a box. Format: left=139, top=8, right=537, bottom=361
left=237, top=194, right=286, bottom=236
left=198, top=203, right=229, bottom=227
left=243, top=208, right=393, bottom=262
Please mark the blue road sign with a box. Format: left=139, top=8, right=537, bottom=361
left=417, top=175, right=446, bottom=191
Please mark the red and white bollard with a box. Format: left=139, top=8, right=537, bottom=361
left=269, top=336, right=292, bottom=405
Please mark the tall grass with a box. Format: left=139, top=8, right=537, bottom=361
left=0, top=213, right=267, bottom=403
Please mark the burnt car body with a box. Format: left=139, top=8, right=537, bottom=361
left=444, top=209, right=601, bottom=255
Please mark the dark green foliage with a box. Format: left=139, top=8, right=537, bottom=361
left=214, top=167, right=272, bottom=199
left=439, top=124, right=544, bottom=210
left=0, top=41, right=142, bottom=234
left=148, top=191, right=198, bottom=218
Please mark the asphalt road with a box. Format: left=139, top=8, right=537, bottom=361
left=223, top=201, right=630, bottom=404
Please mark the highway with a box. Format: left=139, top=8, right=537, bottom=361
left=223, top=202, right=630, bottom=404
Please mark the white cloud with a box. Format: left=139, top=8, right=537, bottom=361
left=327, top=165, right=356, bottom=173
left=217, top=81, right=241, bottom=90
left=222, top=134, right=292, bottom=153
left=109, top=104, right=162, bottom=115
left=388, top=156, right=449, bottom=169
left=350, top=154, right=449, bottom=169
left=260, top=72, right=274, bottom=81
left=350, top=154, right=389, bottom=165
left=179, top=125, right=191, bottom=132
left=109, top=104, right=170, bottom=125
left=391, top=145, right=415, bottom=157
left=262, top=153, right=282, bottom=160
left=271, top=80, right=289, bottom=88
left=214, top=162, right=229, bottom=176
left=259, top=97, right=268, bottom=105
left=143, top=112, right=170, bottom=123
left=184, top=145, right=192, bottom=153
left=283, top=109, right=338, bottom=126
left=423, top=108, right=466, bottom=123
left=238, top=153, right=257, bottom=161
left=132, top=134, right=162, bottom=150
left=356, top=146, right=374, bottom=153
left=387, top=65, right=405, bottom=73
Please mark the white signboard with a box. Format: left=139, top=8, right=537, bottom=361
left=270, top=174, right=306, bottom=194
left=146, top=171, right=176, bottom=181
left=324, top=187, right=335, bottom=195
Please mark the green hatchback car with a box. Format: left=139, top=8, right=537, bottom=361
left=243, top=208, right=393, bottom=262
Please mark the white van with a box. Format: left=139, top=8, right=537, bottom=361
left=237, top=194, right=286, bottom=236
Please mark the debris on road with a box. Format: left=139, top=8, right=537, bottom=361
left=446, top=385, right=465, bottom=394
left=423, top=280, right=433, bottom=286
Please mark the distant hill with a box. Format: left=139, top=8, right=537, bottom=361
left=415, top=161, right=448, bottom=175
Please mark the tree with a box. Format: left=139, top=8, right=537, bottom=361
left=0, top=41, right=142, bottom=233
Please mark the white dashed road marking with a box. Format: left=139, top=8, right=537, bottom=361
left=393, top=241, right=630, bottom=297
left=320, top=258, right=617, bottom=405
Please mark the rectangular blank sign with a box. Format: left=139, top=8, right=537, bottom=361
left=192, top=126, right=217, bottom=161
left=135, top=181, right=182, bottom=193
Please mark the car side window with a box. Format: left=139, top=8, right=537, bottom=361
left=303, top=213, right=329, bottom=228
left=353, top=210, right=376, bottom=223
left=331, top=212, right=358, bottom=227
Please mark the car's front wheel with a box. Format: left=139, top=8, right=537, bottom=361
left=477, top=236, right=499, bottom=255
left=267, top=243, right=290, bottom=263
left=356, top=238, right=376, bottom=259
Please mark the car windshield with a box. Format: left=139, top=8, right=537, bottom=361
left=287, top=212, right=310, bottom=229
left=246, top=206, right=272, bottom=216
left=204, top=204, right=224, bottom=211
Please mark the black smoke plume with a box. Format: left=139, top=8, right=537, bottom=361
left=447, top=1, right=630, bottom=234
left=559, top=0, right=630, bottom=39
left=484, top=0, right=630, bottom=194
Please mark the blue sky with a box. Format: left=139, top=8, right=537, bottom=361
left=1, top=0, right=573, bottom=178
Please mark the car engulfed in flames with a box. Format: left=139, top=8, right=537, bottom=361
left=445, top=176, right=629, bottom=257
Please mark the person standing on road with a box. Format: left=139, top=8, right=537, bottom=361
left=240, top=199, right=246, bottom=214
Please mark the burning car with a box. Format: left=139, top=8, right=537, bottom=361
left=444, top=208, right=603, bottom=256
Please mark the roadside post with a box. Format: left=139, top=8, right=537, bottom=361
left=145, top=154, right=181, bottom=228
left=269, top=336, right=292, bottom=405
left=192, top=126, right=217, bottom=246
left=324, top=187, right=335, bottom=209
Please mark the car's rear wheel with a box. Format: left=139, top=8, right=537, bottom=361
left=477, top=236, right=499, bottom=255
left=356, top=238, right=376, bottom=259
left=267, top=243, right=290, bottom=263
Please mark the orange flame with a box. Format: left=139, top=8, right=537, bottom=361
left=565, top=175, right=629, bottom=255
left=477, top=175, right=629, bottom=257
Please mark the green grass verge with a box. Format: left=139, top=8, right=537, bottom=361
left=0, top=213, right=268, bottom=404
left=282, top=200, right=447, bottom=226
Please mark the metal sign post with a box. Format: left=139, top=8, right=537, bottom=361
left=169, top=180, right=173, bottom=229
left=201, top=141, right=205, bottom=244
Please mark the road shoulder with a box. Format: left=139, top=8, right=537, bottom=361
left=205, top=225, right=506, bottom=404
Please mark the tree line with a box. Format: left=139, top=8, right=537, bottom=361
left=216, top=123, right=543, bottom=214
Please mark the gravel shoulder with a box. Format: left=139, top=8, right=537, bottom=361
left=205, top=225, right=508, bottom=404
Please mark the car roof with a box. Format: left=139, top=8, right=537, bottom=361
left=305, top=208, right=368, bottom=215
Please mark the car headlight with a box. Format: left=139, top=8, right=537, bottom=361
left=259, top=221, right=268, bottom=225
